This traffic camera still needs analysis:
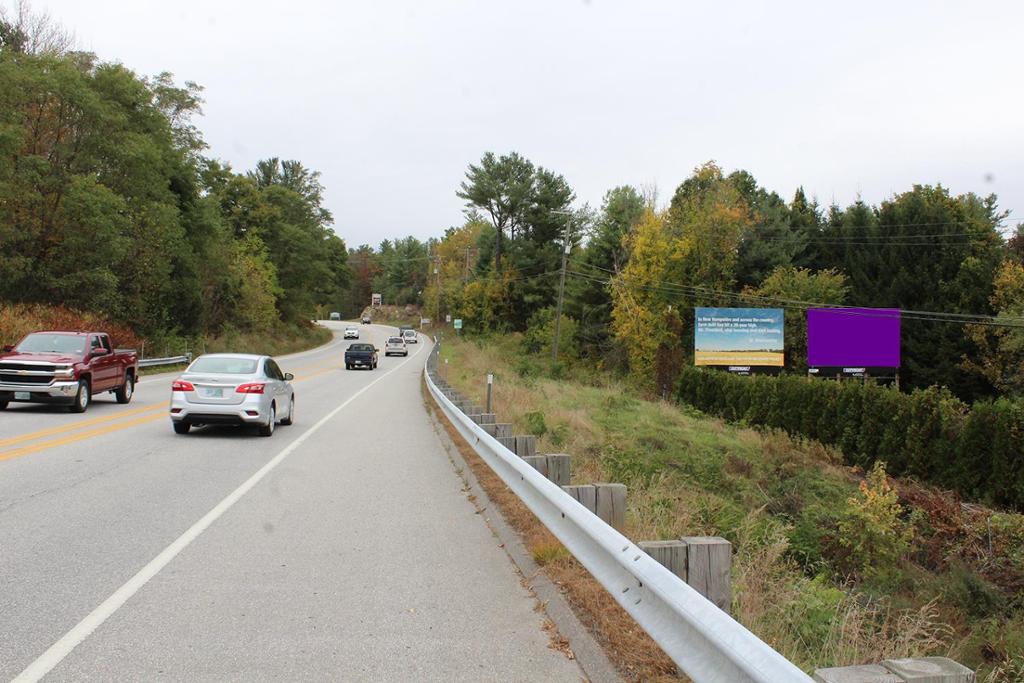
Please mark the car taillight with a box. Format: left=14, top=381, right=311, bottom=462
left=171, top=380, right=194, bottom=392
left=236, top=383, right=265, bottom=394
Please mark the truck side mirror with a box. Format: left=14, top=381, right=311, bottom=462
left=2, top=344, right=12, bottom=352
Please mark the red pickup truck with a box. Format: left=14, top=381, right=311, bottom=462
left=0, top=331, right=139, bottom=413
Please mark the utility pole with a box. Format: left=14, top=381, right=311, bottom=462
left=433, top=254, right=440, bottom=325
left=552, top=210, right=572, bottom=362
left=464, top=247, right=471, bottom=281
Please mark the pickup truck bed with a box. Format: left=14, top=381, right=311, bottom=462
left=344, top=343, right=378, bottom=370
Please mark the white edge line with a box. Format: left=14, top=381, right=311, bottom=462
left=13, top=340, right=427, bottom=682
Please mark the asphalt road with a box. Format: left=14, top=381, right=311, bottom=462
left=0, top=322, right=585, bottom=682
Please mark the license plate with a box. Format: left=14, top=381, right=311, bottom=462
left=15, top=391, right=30, bottom=400
left=201, top=387, right=223, bottom=398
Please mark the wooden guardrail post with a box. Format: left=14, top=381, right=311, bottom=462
left=813, top=657, right=975, bottom=683
left=881, top=658, right=975, bottom=683
left=680, top=536, right=731, bottom=612
left=562, top=484, right=596, bottom=513
left=641, top=537, right=732, bottom=613
left=514, top=435, right=537, bottom=457
left=544, top=454, right=570, bottom=485
left=522, top=454, right=571, bottom=486
left=594, top=483, right=626, bottom=531
left=812, top=665, right=902, bottom=682
left=563, top=484, right=626, bottom=530
left=639, top=540, right=687, bottom=580
left=483, top=423, right=512, bottom=439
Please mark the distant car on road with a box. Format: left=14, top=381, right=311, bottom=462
left=344, top=327, right=359, bottom=339
left=361, top=315, right=372, bottom=324
left=402, top=329, right=418, bottom=344
left=0, top=331, right=138, bottom=413
left=384, top=336, right=408, bottom=357
left=169, top=353, right=294, bottom=437
left=329, top=312, right=341, bottom=321
left=345, top=343, right=378, bottom=370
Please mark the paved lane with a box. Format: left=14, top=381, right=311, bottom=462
left=1, top=323, right=583, bottom=681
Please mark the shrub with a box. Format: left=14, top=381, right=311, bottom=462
left=521, top=306, right=579, bottom=360
left=836, top=462, right=915, bottom=581
left=675, top=366, right=1024, bottom=510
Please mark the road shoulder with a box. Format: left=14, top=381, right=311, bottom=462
left=422, top=377, right=623, bottom=683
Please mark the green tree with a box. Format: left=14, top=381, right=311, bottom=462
left=814, top=186, right=1005, bottom=397
left=457, top=151, right=535, bottom=271
left=570, top=185, right=644, bottom=356
left=748, top=266, right=849, bottom=369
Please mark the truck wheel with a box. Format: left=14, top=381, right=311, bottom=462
left=69, top=380, right=91, bottom=413
left=173, top=422, right=191, bottom=435
left=115, top=373, right=134, bottom=404
left=0, top=400, right=8, bottom=411
left=258, top=403, right=276, bottom=437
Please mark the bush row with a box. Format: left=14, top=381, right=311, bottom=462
left=676, top=367, right=1024, bottom=510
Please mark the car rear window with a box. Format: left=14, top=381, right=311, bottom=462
left=403, top=330, right=415, bottom=336
left=349, top=344, right=374, bottom=352
left=388, top=337, right=404, bottom=343
left=189, top=357, right=258, bottom=374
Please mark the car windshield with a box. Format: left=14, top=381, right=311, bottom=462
left=15, top=333, right=85, bottom=354
left=188, top=356, right=258, bottom=374
left=349, top=344, right=374, bottom=352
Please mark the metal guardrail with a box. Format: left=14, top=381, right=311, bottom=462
left=423, top=345, right=813, bottom=683
left=138, top=354, right=191, bottom=369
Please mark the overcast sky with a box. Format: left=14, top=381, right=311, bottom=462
left=29, top=0, right=1024, bottom=246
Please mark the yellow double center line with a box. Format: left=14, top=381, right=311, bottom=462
left=0, top=362, right=342, bottom=463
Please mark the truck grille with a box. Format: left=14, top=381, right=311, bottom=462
left=0, top=362, right=57, bottom=385
left=0, top=373, right=53, bottom=384
left=0, top=362, right=56, bottom=372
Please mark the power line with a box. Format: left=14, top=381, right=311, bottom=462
left=566, top=262, right=1024, bottom=329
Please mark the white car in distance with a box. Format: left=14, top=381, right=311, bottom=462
left=384, top=336, right=408, bottom=356
left=344, top=327, right=359, bottom=339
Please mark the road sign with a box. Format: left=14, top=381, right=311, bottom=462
left=371, top=293, right=381, bottom=306
left=445, top=314, right=452, bottom=323
left=453, top=319, right=462, bottom=330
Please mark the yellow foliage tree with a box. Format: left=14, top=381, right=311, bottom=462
left=610, top=162, right=753, bottom=383
left=963, top=259, right=1024, bottom=395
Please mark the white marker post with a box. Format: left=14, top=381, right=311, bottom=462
left=486, top=373, right=493, bottom=413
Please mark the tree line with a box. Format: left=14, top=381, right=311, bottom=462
left=0, top=8, right=349, bottom=342
left=433, top=152, right=1019, bottom=403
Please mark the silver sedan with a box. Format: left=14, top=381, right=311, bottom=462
left=169, top=353, right=295, bottom=436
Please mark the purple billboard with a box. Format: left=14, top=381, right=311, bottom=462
left=807, top=308, right=900, bottom=369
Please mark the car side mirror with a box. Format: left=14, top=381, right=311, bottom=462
left=284, top=372, right=294, bottom=381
